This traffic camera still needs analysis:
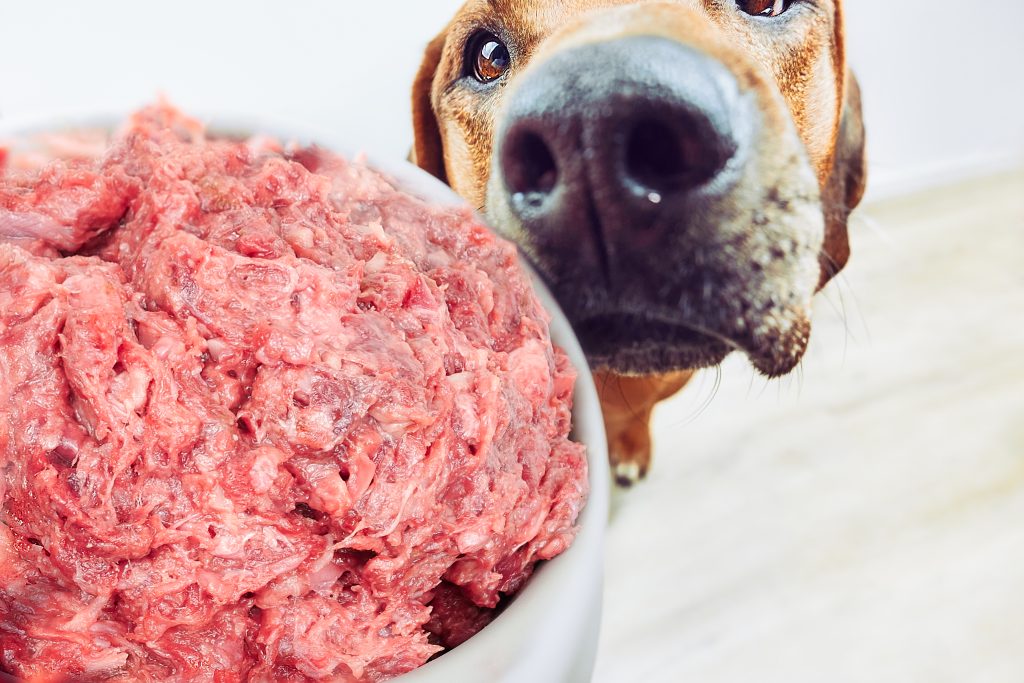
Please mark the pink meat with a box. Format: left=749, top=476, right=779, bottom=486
left=0, top=104, right=587, bottom=682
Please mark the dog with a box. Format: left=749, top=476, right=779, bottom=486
left=411, top=0, right=866, bottom=485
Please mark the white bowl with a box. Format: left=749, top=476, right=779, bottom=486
left=0, top=110, right=610, bottom=683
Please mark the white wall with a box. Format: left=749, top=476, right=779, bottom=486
left=0, top=1, right=463, bottom=159
left=845, top=0, right=1024, bottom=199
left=2, top=1, right=1021, bottom=200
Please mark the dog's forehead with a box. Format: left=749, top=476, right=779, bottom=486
left=456, top=0, right=839, bottom=65
left=462, top=0, right=699, bottom=46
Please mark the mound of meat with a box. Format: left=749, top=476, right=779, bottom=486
left=0, top=105, right=587, bottom=682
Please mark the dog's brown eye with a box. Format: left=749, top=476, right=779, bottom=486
left=468, top=31, right=510, bottom=83
left=737, top=0, right=793, bottom=17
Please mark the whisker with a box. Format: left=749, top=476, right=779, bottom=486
left=681, top=367, right=722, bottom=426
left=756, top=371, right=773, bottom=400
left=852, top=210, right=895, bottom=246
left=746, top=365, right=759, bottom=399
left=826, top=280, right=853, bottom=362
left=817, top=248, right=859, bottom=364
left=795, top=358, right=805, bottom=400
left=833, top=268, right=872, bottom=347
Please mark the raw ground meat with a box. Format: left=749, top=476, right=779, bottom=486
left=0, top=105, right=587, bottom=682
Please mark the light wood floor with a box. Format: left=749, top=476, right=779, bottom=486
left=593, top=169, right=1024, bottom=683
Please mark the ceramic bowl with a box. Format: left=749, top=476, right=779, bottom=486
left=0, top=110, right=610, bottom=683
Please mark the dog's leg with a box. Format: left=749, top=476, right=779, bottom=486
left=595, top=370, right=695, bottom=486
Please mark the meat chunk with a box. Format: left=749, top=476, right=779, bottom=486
left=0, top=104, right=587, bottom=682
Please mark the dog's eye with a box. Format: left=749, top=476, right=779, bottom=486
left=736, top=0, right=793, bottom=17
left=467, top=31, right=510, bottom=83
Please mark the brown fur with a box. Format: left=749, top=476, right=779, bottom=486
left=412, top=0, right=866, bottom=483
left=595, top=369, right=695, bottom=484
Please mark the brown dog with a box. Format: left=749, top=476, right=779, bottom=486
left=411, top=0, right=866, bottom=485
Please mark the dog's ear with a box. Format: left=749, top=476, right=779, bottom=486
left=410, top=31, right=449, bottom=183
left=818, top=70, right=867, bottom=289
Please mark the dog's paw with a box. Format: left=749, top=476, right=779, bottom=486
left=596, top=370, right=693, bottom=487
left=607, top=428, right=652, bottom=488
left=612, top=460, right=645, bottom=488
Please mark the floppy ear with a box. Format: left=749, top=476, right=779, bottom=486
left=818, top=70, right=867, bottom=290
left=411, top=31, right=449, bottom=183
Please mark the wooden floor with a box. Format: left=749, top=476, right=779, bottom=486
left=592, top=170, right=1024, bottom=683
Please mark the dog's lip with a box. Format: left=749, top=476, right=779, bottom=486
left=569, top=308, right=810, bottom=378
left=571, top=311, right=732, bottom=374
left=572, top=310, right=731, bottom=348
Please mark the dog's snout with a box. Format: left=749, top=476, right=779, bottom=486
left=497, top=36, right=752, bottom=266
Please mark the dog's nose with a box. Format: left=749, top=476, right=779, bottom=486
left=497, top=36, right=753, bottom=271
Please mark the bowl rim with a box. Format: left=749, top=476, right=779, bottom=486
left=0, top=108, right=610, bottom=682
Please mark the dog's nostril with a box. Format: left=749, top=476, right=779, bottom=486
left=503, top=131, right=558, bottom=206
left=626, top=120, right=686, bottom=191
left=625, top=118, right=726, bottom=194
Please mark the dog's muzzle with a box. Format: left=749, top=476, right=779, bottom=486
left=489, top=35, right=824, bottom=377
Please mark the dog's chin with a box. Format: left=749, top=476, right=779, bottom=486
left=571, top=312, right=809, bottom=378
left=573, top=315, right=730, bottom=375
